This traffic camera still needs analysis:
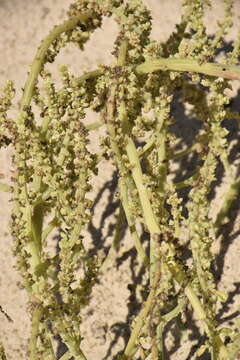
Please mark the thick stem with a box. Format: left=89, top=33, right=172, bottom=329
left=125, top=137, right=160, bottom=235
left=135, top=58, right=240, bottom=80
left=125, top=136, right=161, bottom=286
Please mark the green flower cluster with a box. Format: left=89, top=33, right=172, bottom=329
left=0, top=81, right=16, bottom=148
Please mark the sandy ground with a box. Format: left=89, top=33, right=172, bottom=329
left=0, top=0, right=240, bottom=359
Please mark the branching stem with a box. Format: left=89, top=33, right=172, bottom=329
left=135, top=58, right=240, bottom=80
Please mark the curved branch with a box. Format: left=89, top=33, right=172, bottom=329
left=135, top=58, right=240, bottom=80
left=20, top=13, right=91, bottom=114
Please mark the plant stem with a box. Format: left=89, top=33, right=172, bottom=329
left=43, top=323, right=56, bottom=360
left=104, top=86, right=148, bottom=268
left=125, top=136, right=160, bottom=285
left=41, top=216, right=60, bottom=242
left=103, top=41, right=149, bottom=268
left=16, top=13, right=92, bottom=292
left=117, top=39, right=128, bottom=66
left=168, top=260, right=229, bottom=359
left=125, top=138, right=160, bottom=235
left=58, top=352, right=73, bottom=360
left=56, top=319, right=87, bottom=360
left=135, top=58, right=240, bottom=80
left=29, top=306, right=43, bottom=360
left=174, top=168, right=200, bottom=189
left=20, top=13, right=91, bottom=115
left=72, top=69, right=103, bottom=87
left=168, top=141, right=206, bottom=160
left=119, top=178, right=149, bottom=267
left=214, top=179, right=240, bottom=228
left=161, top=299, right=186, bottom=322
left=0, top=183, right=11, bottom=192
left=85, top=120, right=103, bottom=131
left=123, top=265, right=161, bottom=358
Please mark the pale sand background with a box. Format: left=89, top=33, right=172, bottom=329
left=0, top=1, right=240, bottom=359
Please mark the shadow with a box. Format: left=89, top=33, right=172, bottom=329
left=56, top=336, right=72, bottom=360
left=217, top=282, right=240, bottom=324
left=54, top=37, right=240, bottom=360
left=50, top=232, right=73, bottom=360
left=162, top=49, right=240, bottom=359
left=103, top=229, right=149, bottom=359
left=53, top=169, right=127, bottom=359
left=87, top=170, right=123, bottom=256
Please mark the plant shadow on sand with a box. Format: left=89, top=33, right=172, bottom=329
left=54, top=41, right=240, bottom=360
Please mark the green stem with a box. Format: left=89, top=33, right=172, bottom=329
left=169, top=142, right=203, bottom=160
left=125, top=137, right=160, bottom=235
left=72, top=69, right=103, bottom=87
left=117, top=39, right=128, bottom=66
left=168, top=260, right=229, bottom=359
left=16, top=13, right=92, bottom=290
left=58, top=352, right=73, bottom=360
left=174, top=167, right=200, bottom=189
left=43, top=323, right=56, bottom=360
left=125, top=136, right=160, bottom=286
left=140, top=138, right=206, bottom=162
left=161, top=299, right=186, bottom=323
left=85, top=120, right=103, bottom=131
left=124, top=266, right=161, bottom=358
left=20, top=13, right=91, bottom=114
left=104, top=83, right=148, bottom=268
left=119, top=179, right=149, bottom=267
left=135, top=58, right=240, bottom=80
left=56, top=319, right=87, bottom=360
left=23, top=205, right=42, bottom=282
left=214, top=179, right=240, bottom=228
left=138, top=135, right=156, bottom=158
left=41, top=216, right=60, bottom=242
left=184, top=284, right=207, bottom=321
left=103, top=47, right=149, bottom=270
left=156, top=322, right=165, bottom=360
left=0, top=182, right=11, bottom=192
left=29, top=306, right=43, bottom=360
